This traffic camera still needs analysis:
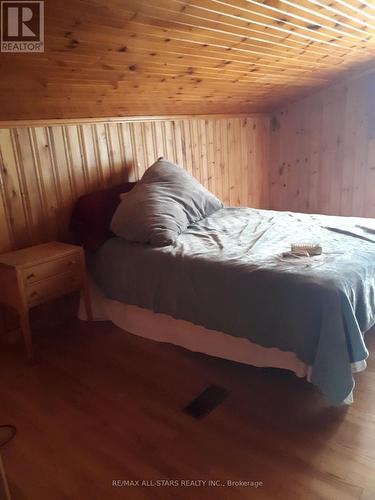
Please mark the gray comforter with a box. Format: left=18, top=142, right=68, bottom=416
left=90, top=207, right=375, bottom=405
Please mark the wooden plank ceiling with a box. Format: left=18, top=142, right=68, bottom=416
left=0, top=0, right=375, bottom=120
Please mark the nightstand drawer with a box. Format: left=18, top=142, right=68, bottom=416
left=26, top=272, right=82, bottom=307
left=22, top=254, right=80, bottom=285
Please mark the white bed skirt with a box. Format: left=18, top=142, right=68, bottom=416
left=79, top=278, right=358, bottom=404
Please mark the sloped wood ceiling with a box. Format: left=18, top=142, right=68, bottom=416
left=0, top=0, right=375, bottom=120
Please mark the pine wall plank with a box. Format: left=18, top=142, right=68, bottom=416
left=269, top=71, right=375, bottom=218
left=0, top=115, right=270, bottom=254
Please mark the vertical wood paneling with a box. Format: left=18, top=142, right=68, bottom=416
left=214, top=120, right=223, bottom=202
left=206, top=120, right=215, bottom=197
left=270, top=72, right=375, bottom=218
left=0, top=130, right=27, bottom=249
left=0, top=115, right=270, bottom=254
left=14, top=128, right=45, bottom=245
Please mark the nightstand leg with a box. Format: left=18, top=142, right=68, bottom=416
left=19, top=311, right=33, bottom=360
left=82, top=286, right=93, bottom=321
left=0, top=452, right=12, bottom=500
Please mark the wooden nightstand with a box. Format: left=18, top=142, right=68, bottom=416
left=0, top=242, right=93, bottom=360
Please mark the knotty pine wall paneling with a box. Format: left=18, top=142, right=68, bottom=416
left=0, top=115, right=270, bottom=254
left=269, top=71, right=375, bottom=218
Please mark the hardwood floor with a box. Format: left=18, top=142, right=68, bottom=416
left=0, top=314, right=375, bottom=500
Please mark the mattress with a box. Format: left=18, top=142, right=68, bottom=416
left=89, top=207, right=375, bottom=405
left=79, top=279, right=361, bottom=405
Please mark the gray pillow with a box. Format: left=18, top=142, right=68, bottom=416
left=110, top=159, right=223, bottom=246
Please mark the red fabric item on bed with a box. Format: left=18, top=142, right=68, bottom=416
left=70, top=182, right=136, bottom=252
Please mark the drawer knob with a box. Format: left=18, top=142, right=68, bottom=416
left=26, top=273, right=35, bottom=280
left=30, top=291, right=38, bottom=297
left=68, top=260, right=76, bottom=266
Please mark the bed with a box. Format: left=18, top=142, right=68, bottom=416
left=72, top=163, right=375, bottom=407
